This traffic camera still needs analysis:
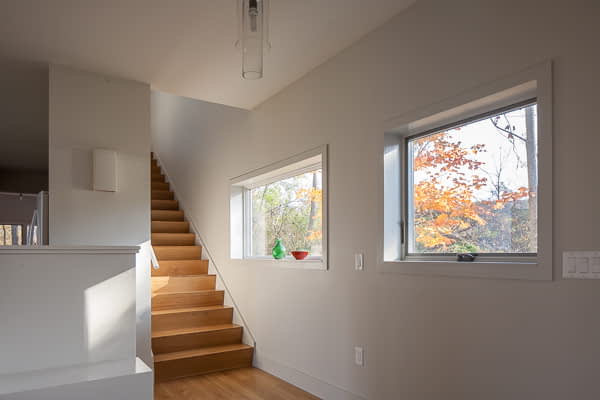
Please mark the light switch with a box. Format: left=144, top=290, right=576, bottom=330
left=354, top=253, right=364, bottom=271
left=563, top=251, right=600, bottom=279
left=576, top=258, right=589, bottom=273
left=354, top=346, right=364, bottom=366
left=591, top=257, right=600, bottom=273
left=567, top=257, right=577, bottom=273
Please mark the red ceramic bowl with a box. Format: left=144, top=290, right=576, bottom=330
left=291, top=251, right=309, bottom=260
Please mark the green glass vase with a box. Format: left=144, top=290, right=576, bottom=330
left=272, top=239, right=286, bottom=259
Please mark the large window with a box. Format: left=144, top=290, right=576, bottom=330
left=230, top=146, right=327, bottom=268
left=406, top=101, right=538, bottom=256
left=383, top=62, right=553, bottom=280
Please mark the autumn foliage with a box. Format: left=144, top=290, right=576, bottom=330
left=412, top=132, right=529, bottom=252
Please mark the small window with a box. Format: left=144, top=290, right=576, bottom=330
left=0, top=224, right=24, bottom=246
left=230, top=146, right=328, bottom=269
left=248, top=169, right=323, bottom=257
left=406, top=101, right=538, bottom=257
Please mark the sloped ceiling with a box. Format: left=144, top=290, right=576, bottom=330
left=0, top=0, right=416, bottom=109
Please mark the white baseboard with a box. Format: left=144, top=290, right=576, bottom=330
left=254, top=353, right=366, bottom=400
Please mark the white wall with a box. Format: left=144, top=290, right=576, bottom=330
left=0, top=248, right=137, bottom=375
left=49, top=65, right=153, bottom=367
left=152, top=0, right=600, bottom=399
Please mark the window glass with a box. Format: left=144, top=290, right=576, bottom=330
left=0, top=224, right=23, bottom=246
left=407, top=102, right=537, bottom=254
left=250, top=169, right=323, bottom=257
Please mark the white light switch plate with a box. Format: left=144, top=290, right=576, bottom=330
left=562, top=251, right=600, bottom=279
left=354, top=346, right=364, bottom=366
left=354, top=253, right=364, bottom=271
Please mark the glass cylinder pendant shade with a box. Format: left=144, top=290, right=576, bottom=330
left=241, top=0, right=264, bottom=79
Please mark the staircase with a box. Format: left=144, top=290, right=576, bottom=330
left=150, top=155, right=253, bottom=382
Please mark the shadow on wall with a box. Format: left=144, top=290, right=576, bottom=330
left=71, top=148, right=93, bottom=191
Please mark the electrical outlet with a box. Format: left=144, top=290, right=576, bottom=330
left=354, top=253, right=364, bottom=271
left=354, top=346, right=364, bottom=366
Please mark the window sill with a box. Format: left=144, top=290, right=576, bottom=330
left=378, top=259, right=551, bottom=281
left=232, top=257, right=327, bottom=270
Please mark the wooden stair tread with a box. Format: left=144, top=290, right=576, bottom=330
left=154, top=344, right=252, bottom=363
left=152, top=232, right=195, bottom=239
left=152, top=324, right=241, bottom=339
left=152, top=221, right=189, bottom=233
left=152, top=210, right=184, bottom=221
left=152, top=200, right=179, bottom=210
left=152, top=244, right=201, bottom=249
left=153, top=274, right=214, bottom=278
left=152, top=233, right=195, bottom=246
left=151, top=190, right=174, bottom=200
left=152, top=289, right=218, bottom=296
left=152, top=305, right=232, bottom=316
left=152, top=260, right=208, bottom=276
left=152, top=245, right=201, bottom=249
left=152, top=182, right=170, bottom=190
left=153, top=245, right=202, bottom=260
left=152, top=274, right=216, bottom=293
left=152, top=288, right=223, bottom=310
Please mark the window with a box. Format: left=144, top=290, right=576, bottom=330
left=383, top=62, right=552, bottom=280
left=406, top=101, right=537, bottom=256
left=248, top=169, right=323, bottom=257
left=230, top=146, right=328, bottom=269
left=0, top=224, right=24, bottom=245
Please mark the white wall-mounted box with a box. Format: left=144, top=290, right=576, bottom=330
left=562, top=251, right=600, bottom=279
left=93, top=149, right=117, bottom=192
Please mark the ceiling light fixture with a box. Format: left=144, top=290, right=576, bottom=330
left=237, top=0, right=270, bottom=80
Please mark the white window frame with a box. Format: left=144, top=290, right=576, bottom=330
left=381, top=61, right=553, bottom=280
left=230, top=145, right=328, bottom=270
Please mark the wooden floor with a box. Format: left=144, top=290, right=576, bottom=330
left=155, top=367, right=320, bottom=400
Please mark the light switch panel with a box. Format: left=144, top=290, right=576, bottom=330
left=563, top=251, right=600, bottom=279
left=354, top=253, right=364, bottom=271
left=354, top=346, right=364, bottom=366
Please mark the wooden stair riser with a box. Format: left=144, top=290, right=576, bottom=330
left=151, top=190, right=174, bottom=200
left=152, top=275, right=216, bottom=293
left=151, top=221, right=189, bottom=233
left=152, top=260, right=208, bottom=276
left=153, top=326, right=242, bottom=354
left=152, top=210, right=184, bottom=221
left=153, top=245, right=201, bottom=260
left=149, top=152, right=253, bottom=380
left=152, top=182, right=170, bottom=191
left=152, top=290, right=224, bottom=310
left=151, top=200, right=179, bottom=210
left=154, top=347, right=253, bottom=382
left=152, top=173, right=165, bottom=182
left=152, top=307, right=234, bottom=331
left=152, top=233, right=195, bottom=246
